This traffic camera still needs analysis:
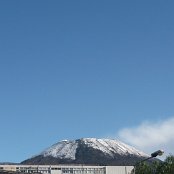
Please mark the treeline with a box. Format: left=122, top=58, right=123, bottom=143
left=132, top=155, right=174, bottom=174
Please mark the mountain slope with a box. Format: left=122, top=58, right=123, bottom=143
left=21, top=138, right=150, bottom=165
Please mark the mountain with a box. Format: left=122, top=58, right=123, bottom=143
left=21, top=138, right=150, bottom=165
left=0, top=162, right=18, bottom=165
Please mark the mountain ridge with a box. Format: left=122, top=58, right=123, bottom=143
left=21, top=138, right=151, bottom=166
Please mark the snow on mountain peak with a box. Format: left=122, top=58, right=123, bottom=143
left=40, top=140, right=78, bottom=160
left=39, top=138, right=148, bottom=160
left=81, top=138, right=148, bottom=157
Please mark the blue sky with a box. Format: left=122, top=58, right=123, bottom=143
left=0, top=0, right=174, bottom=162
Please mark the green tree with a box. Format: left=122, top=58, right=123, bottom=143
left=131, top=155, right=174, bottom=174
left=161, top=155, right=174, bottom=174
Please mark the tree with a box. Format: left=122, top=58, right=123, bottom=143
left=132, top=155, right=174, bottom=174
left=161, top=155, right=174, bottom=174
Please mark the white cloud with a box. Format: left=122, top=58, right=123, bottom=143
left=118, top=117, right=174, bottom=159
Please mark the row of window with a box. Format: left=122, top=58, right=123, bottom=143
left=1, top=166, right=106, bottom=174
left=51, top=168, right=61, bottom=170
left=61, top=168, right=105, bottom=174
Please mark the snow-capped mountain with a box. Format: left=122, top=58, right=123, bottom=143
left=40, top=139, right=78, bottom=160
left=21, top=138, right=150, bottom=165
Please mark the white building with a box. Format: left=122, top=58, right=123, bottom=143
left=0, top=165, right=133, bottom=174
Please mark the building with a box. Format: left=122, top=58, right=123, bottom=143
left=0, top=165, right=133, bottom=174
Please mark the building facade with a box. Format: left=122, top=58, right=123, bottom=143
left=0, top=165, right=133, bottom=174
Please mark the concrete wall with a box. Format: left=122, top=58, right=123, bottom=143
left=0, top=165, right=16, bottom=171
left=51, top=170, right=61, bottom=174
left=106, top=166, right=134, bottom=174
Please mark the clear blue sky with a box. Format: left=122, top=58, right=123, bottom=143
left=0, top=0, right=174, bottom=162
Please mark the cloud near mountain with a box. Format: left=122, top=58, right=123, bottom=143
left=118, top=117, right=174, bottom=159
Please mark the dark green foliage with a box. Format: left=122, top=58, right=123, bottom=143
left=133, top=155, right=174, bottom=174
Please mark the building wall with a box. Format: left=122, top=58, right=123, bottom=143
left=0, top=165, right=16, bottom=171
left=106, top=166, right=133, bottom=174
left=0, top=165, right=133, bottom=174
